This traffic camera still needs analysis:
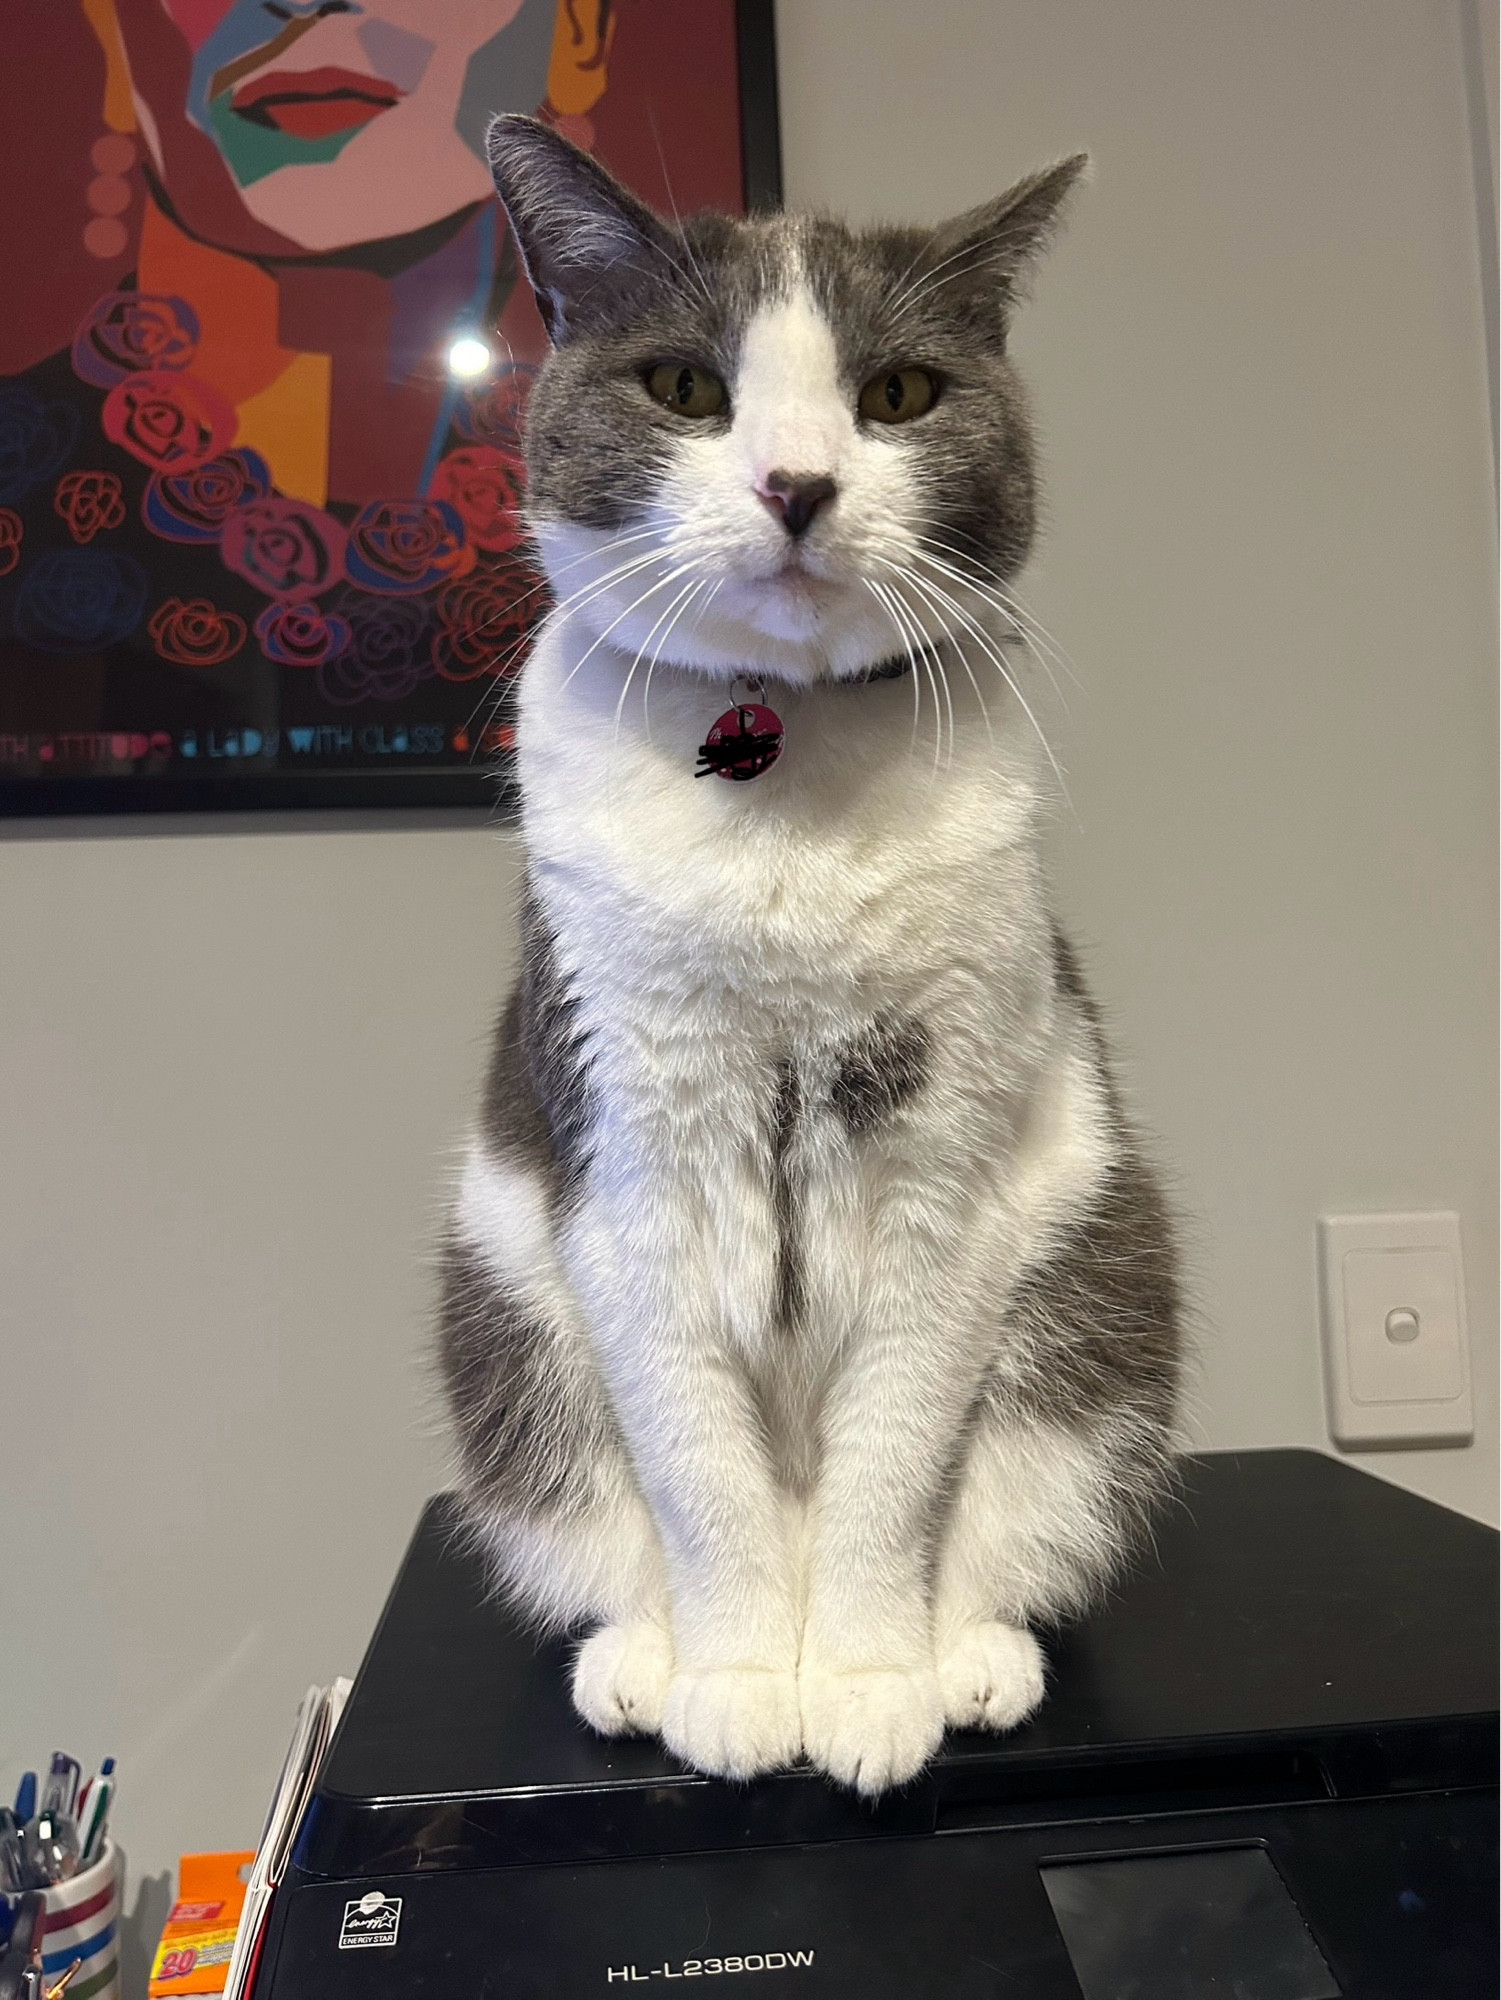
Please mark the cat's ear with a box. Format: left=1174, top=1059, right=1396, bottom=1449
left=923, top=154, right=1089, bottom=305
left=486, top=114, right=677, bottom=343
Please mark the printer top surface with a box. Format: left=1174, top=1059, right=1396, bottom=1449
left=319, top=1448, right=1496, bottom=1811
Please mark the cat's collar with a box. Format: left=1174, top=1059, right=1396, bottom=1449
left=849, top=652, right=916, bottom=684
left=694, top=651, right=922, bottom=783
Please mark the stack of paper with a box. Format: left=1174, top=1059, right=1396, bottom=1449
left=221, top=1679, right=351, bottom=2000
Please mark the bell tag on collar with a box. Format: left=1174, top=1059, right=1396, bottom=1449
left=695, top=676, right=785, bottom=782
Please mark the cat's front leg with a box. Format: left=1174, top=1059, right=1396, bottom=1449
left=797, top=1226, right=997, bottom=1793
left=568, top=1188, right=803, bottom=1781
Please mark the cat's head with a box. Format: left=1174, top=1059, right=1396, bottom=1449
left=488, top=116, right=1084, bottom=687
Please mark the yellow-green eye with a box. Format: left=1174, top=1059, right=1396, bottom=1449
left=859, top=366, right=938, bottom=424
left=645, top=362, right=726, bottom=418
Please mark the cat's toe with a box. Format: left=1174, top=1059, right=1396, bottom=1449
left=938, top=1621, right=1046, bottom=1732
left=799, top=1667, right=944, bottom=1796
left=660, top=1667, right=801, bottom=1780
left=571, top=1620, right=675, bottom=1737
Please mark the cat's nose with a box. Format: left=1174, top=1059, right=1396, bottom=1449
left=758, top=468, right=838, bottom=538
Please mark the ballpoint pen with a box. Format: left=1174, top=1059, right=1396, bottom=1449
left=75, top=1763, right=114, bottom=1871
left=38, top=1761, right=79, bottom=1825
left=8, top=1783, right=33, bottom=1831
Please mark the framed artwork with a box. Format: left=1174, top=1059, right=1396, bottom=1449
left=0, top=0, right=780, bottom=817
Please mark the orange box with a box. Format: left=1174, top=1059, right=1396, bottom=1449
left=148, top=1851, right=256, bottom=1997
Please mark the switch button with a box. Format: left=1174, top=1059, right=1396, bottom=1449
left=1318, top=1212, right=1472, bottom=1449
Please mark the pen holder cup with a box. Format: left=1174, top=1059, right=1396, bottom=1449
left=39, top=1839, right=121, bottom=2000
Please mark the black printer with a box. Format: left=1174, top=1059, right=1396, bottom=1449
left=256, top=1450, right=1497, bottom=1998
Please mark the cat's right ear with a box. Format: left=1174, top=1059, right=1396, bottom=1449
left=487, top=114, right=676, bottom=344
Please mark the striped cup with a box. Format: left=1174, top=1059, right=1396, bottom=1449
left=39, top=1839, right=121, bottom=2000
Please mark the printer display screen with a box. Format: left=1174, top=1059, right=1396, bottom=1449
left=1041, top=1844, right=1342, bottom=2000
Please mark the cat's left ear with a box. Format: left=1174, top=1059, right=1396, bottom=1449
left=923, top=153, right=1089, bottom=305
left=487, top=113, right=678, bottom=343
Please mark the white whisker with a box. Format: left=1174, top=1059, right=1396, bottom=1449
left=918, top=529, right=1083, bottom=695
left=910, top=541, right=1073, bottom=715
left=558, top=558, right=707, bottom=697
left=875, top=555, right=995, bottom=755
left=904, top=552, right=1073, bottom=811
left=607, top=571, right=709, bottom=835
left=885, top=573, right=952, bottom=774
left=642, top=575, right=716, bottom=747
left=864, top=576, right=933, bottom=769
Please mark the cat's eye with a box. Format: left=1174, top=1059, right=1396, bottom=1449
left=645, top=362, right=727, bottom=418
left=858, top=366, right=939, bottom=425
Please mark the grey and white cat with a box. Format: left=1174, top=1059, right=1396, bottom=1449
left=440, top=116, right=1180, bottom=1797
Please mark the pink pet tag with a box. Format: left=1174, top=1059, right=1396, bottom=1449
left=695, top=677, right=785, bottom=782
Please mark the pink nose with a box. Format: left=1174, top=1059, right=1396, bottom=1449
left=757, top=468, right=838, bottom=538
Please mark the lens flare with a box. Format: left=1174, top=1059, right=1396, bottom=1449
left=447, top=337, right=492, bottom=379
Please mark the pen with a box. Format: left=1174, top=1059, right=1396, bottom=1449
left=9, top=1781, right=33, bottom=1829
left=76, top=1763, right=114, bottom=1870
left=39, top=1760, right=79, bottom=1824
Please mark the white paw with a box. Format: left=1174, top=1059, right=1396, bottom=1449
left=938, top=1621, right=1046, bottom=1732
left=660, top=1667, right=802, bottom=1781
left=571, top=1621, right=675, bottom=1738
left=799, top=1666, right=944, bottom=1795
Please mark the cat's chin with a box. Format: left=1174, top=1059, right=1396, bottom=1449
left=653, top=609, right=909, bottom=690
left=697, top=570, right=902, bottom=674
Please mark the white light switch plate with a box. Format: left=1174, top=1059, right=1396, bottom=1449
left=1318, top=1212, right=1473, bottom=1449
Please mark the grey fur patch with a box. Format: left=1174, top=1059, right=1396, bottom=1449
left=770, top=1057, right=803, bottom=1332
left=1000, top=1146, right=1180, bottom=1435
left=439, top=1239, right=606, bottom=1519
left=481, top=882, right=595, bottom=1200
left=830, top=1017, right=931, bottom=1134
left=983, top=1131, right=1181, bottom=1593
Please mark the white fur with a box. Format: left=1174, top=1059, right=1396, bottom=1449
left=461, top=281, right=1127, bottom=1793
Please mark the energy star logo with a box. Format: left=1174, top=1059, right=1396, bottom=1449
left=339, top=1891, right=402, bottom=1950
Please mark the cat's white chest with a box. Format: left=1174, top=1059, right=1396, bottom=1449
left=515, top=620, right=1042, bottom=1022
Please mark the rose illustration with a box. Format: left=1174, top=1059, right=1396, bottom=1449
left=255, top=598, right=351, bottom=669
left=318, top=592, right=434, bottom=704
left=147, top=596, right=248, bottom=667
left=432, top=556, right=544, bottom=682
left=428, top=446, right=527, bottom=555
left=220, top=497, right=347, bottom=599
left=71, top=291, right=200, bottom=389
left=102, top=370, right=236, bottom=473
left=13, top=548, right=148, bottom=655
left=344, top=497, right=473, bottom=595
left=0, top=508, right=22, bottom=576
left=144, top=448, right=273, bottom=544
left=454, top=365, right=536, bottom=448
left=54, top=470, right=126, bottom=545
left=0, top=387, right=79, bottom=506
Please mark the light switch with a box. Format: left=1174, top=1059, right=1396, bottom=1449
left=1318, top=1213, right=1473, bottom=1450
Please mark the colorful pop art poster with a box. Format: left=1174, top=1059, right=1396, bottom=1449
left=0, top=0, right=777, bottom=813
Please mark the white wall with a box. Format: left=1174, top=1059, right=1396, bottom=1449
left=1, top=0, right=1494, bottom=1985
left=777, top=0, right=1497, bottom=1523
left=0, top=826, right=523, bottom=1989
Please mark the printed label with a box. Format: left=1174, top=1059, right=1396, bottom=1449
left=605, top=1951, right=814, bottom=1981
left=339, top=1893, right=402, bottom=1951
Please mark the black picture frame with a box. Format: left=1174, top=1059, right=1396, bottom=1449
left=0, top=0, right=781, bottom=822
